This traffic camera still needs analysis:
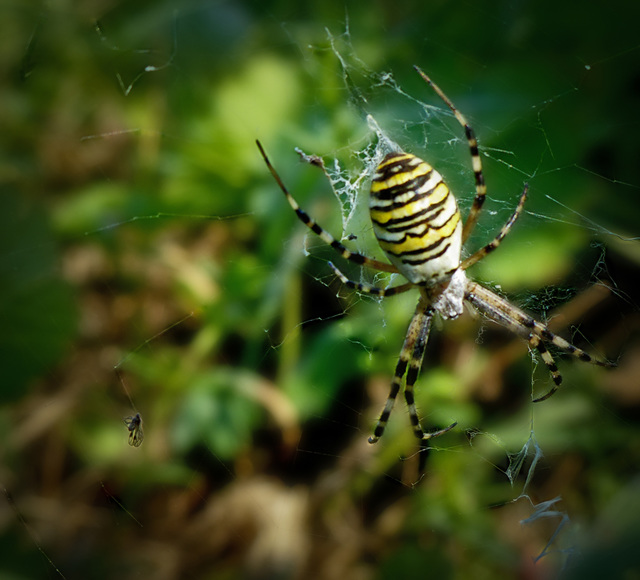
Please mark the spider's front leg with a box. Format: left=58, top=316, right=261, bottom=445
left=369, top=298, right=457, bottom=444
left=465, top=281, right=616, bottom=402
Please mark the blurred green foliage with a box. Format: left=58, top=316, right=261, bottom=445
left=1, top=1, right=639, bottom=579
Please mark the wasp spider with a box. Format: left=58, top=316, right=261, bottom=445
left=256, top=66, right=614, bottom=444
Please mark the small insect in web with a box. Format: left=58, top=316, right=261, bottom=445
left=256, top=66, right=615, bottom=445
left=124, top=413, right=144, bottom=447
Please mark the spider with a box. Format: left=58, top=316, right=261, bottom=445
left=256, top=66, right=614, bottom=444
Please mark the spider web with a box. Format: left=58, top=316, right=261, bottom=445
left=287, top=29, right=633, bottom=570
left=2, top=7, right=638, bottom=580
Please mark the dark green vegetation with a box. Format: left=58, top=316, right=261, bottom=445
left=1, top=1, right=639, bottom=578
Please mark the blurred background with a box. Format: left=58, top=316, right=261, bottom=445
left=1, top=1, right=639, bottom=578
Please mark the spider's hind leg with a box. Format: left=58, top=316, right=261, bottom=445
left=256, top=140, right=398, bottom=274
left=414, top=66, right=486, bottom=243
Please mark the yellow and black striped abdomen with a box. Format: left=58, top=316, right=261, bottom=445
left=370, top=152, right=462, bottom=285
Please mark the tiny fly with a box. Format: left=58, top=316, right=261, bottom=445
left=123, top=413, right=144, bottom=447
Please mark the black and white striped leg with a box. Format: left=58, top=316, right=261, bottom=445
left=369, top=300, right=456, bottom=444
left=414, top=66, right=487, bottom=243
left=403, top=305, right=458, bottom=441
left=528, top=334, right=563, bottom=402
left=465, top=281, right=615, bottom=401
left=369, top=301, right=428, bottom=444
left=461, top=184, right=529, bottom=271
left=256, top=140, right=398, bottom=274
left=328, top=262, right=414, bottom=297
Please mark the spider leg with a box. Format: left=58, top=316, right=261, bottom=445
left=369, top=300, right=428, bottom=444
left=461, top=184, right=529, bottom=270
left=328, top=262, right=413, bottom=297
left=465, top=281, right=615, bottom=399
left=404, top=303, right=458, bottom=441
left=256, top=140, right=398, bottom=274
left=414, top=67, right=486, bottom=243
left=369, top=299, right=456, bottom=444
left=528, top=335, right=562, bottom=402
